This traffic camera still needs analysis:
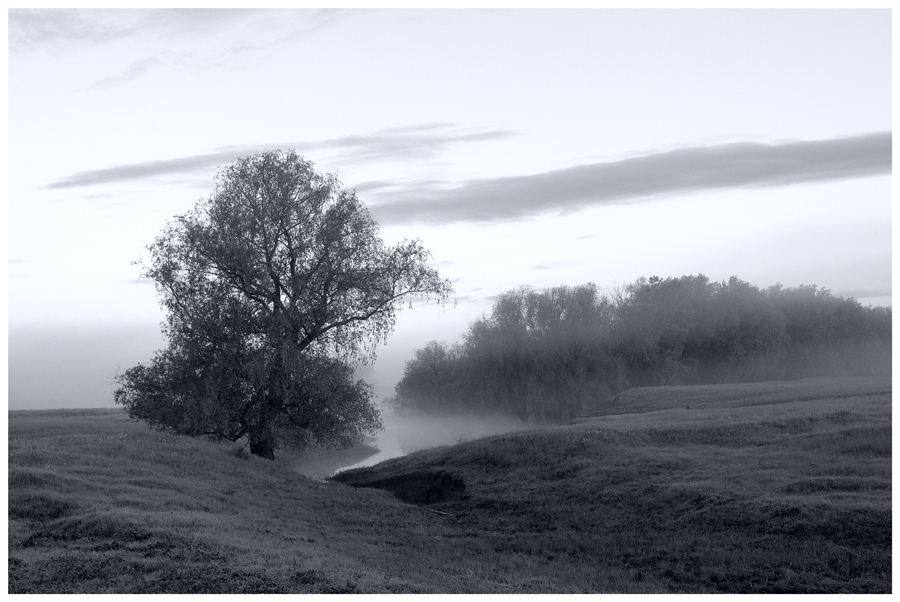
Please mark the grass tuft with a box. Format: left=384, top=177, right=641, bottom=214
left=8, top=493, right=77, bottom=522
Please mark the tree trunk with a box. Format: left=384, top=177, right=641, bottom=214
left=248, top=391, right=278, bottom=461
left=249, top=437, right=275, bottom=460
left=247, top=350, right=287, bottom=461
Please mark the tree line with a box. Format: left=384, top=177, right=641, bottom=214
left=389, top=275, right=892, bottom=422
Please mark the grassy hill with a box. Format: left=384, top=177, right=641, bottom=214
left=9, top=377, right=891, bottom=593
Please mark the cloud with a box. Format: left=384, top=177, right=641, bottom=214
left=87, top=57, right=160, bottom=89
left=368, top=131, right=892, bottom=225
left=352, top=180, right=397, bottom=193
left=12, top=9, right=352, bottom=89
left=530, top=261, right=582, bottom=271
left=43, top=124, right=517, bottom=189
left=296, top=125, right=515, bottom=163
left=9, top=9, right=267, bottom=53
left=9, top=9, right=138, bottom=52
left=243, top=9, right=350, bottom=49
left=9, top=258, right=33, bottom=278
left=44, top=151, right=239, bottom=189
left=193, top=9, right=354, bottom=71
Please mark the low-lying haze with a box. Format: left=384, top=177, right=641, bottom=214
left=332, top=412, right=534, bottom=476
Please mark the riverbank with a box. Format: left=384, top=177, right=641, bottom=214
left=9, top=377, right=891, bottom=593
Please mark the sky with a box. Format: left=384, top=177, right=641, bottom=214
left=7, top=8, right=892, bottom=410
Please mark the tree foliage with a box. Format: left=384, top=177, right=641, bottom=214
left=115, top=150, right=453, bottom=458
left=391, top=275, right=890, bottom=421
left=390, top=341, right=464, bottom=416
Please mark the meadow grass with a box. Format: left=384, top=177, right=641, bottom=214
left=9, top=377, right=891, bottom=593
left=334, top=377, right=892, bottom=593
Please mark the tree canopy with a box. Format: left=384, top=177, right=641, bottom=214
left=115, top=150, right=453, bottom=458
left=389, top=275, right=891, bottom=421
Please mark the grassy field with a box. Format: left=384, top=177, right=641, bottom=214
left=8, top=377, right=891, bottom=593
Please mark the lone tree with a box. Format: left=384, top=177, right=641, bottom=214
left=115, top=150, right=453, bottom=459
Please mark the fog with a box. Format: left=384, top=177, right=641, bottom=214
left=334, top=411, right=532, bottom=474
left=7, top=319, right=532, bottom=479
left=8, top=323, right=165, bottom=410
left=6, top=304, right=472, bottom=411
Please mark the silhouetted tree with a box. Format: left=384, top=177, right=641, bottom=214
left=115, top=150, right=453, bottom=459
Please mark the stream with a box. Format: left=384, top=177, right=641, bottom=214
left=290, top=413, right=530, bottom=480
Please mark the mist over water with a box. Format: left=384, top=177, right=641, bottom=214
left=334, top=411, right=532, bottom=474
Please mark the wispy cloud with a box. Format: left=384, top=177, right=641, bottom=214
left=43, top=124, right=517, bottom=189
left=12, top=9, right=352, bottom=89
left=288, top=124, right=515, bottom=163
left=352, top=180, right=397, bottom=193
left=10, top=9, right=137, bottom=52
left=9, top=9, right=266, bottom=53
left=369, top=132, right=892, bottom=225
left=44, top=152, right=237, bottom=189
left=207, top=9, right=350, bottom=61
left=530, top=261, right=582, bottom=271
left=87, top=57, right=161, bottom=90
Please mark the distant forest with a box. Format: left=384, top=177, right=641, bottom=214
left=389, top=275, right=892, bottom=422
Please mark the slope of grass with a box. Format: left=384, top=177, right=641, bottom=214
left=8, top=409, right=650, bottom=593
left=333, top=377, right=892, bottom=593
left=9, top=377, right=892, bottom=593
left=590, top=376, right=891, bottom=416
